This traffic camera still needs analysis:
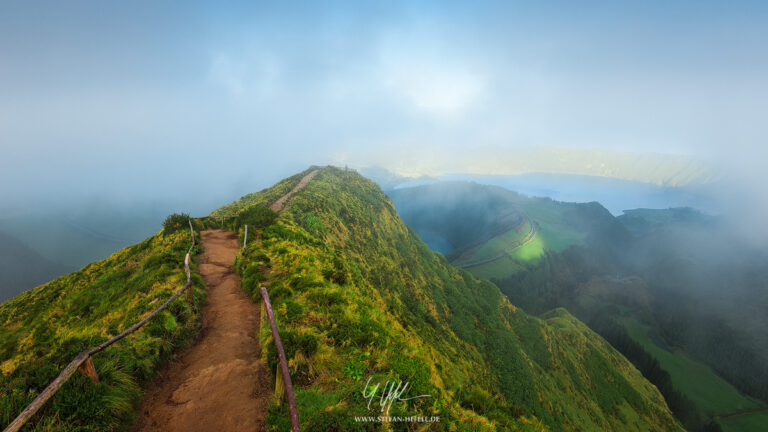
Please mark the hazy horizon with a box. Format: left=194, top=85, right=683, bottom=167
left=2, top=1, right=767, bottom=237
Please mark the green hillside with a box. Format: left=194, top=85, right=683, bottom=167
left=387, top=182, right=529, bottom=258
left=1, top=167, right=683, bottom=431
left=0, top=227, right=206, bottom=430
left=220, top=167, right=681, bottom=431
left=389, top=182, right=625, bottom=281
left=619, top=318, right=762, bottom=416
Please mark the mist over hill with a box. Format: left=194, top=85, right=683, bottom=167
left=0, top=231, right=72, bottom=302
left=388, top=172, right=718, bottom=216
left=389, top=180, right=768, bottom=432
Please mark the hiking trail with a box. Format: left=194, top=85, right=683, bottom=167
left=131, top=230, right=269, bottom=432
left=270, top=169, right=319, bottom=212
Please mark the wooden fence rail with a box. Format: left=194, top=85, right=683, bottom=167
left=260, top=286, right=301, bottom=432
left=3, top=220, right=197, bottom=432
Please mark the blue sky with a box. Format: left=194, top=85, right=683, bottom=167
left=1, top=1, right=767, bottom=212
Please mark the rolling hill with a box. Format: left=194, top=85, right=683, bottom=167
left=1, top=167, right=682, bottom=431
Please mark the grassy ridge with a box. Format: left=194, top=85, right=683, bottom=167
left=209, top=167, right=318, bottom=219
left=0, top=226, right=206, bottom=431
left=223, top=167, right=681, bottom=431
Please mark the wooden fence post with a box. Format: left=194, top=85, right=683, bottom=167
left=243, top=224, right=248, bottom=250
left=184, top=253, right=194, bottom=307
left=78, top=356, right=99, bottom=384
left=275, top=366, right=285, bottom=405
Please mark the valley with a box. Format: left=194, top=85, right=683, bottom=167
left=389, top=180, right=768, bottom=432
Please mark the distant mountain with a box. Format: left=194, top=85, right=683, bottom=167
left=357, top=166, right=426, bottom=191
left=0, top=200, right=217, bottom=271
left=0, top=231, right=71, bottom=302
left=617, top=207, right=716, bottom=236
left=354, top=147, right=715, bottom=188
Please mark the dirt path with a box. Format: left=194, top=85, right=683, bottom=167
left=131, top=230, right=269, bottom=432
left=270, top=169, right=319, bottom=212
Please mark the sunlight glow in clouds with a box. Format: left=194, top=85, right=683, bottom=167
left=0, top=0, right=766, bottom=217
left=383, top=60, right=484, bottom=116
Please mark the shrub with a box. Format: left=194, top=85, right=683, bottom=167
left=236, top=204, right=278, bottom=230
left=162, top=213, right=191, bottom=234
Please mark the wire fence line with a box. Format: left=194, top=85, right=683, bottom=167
left=3, top=220, right=198, bottom=432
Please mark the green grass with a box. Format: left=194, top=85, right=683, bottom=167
left=718, top=411, right=768, bottom=432
left=509, top=198, right=585, bottom=251
left=0, top=225, right=206, bottom=431
left=223, top=166, right=682, bottom=432
left=467, top=253, right=528, bottom=280
left=460, top=196, right=588, bottom=281
left=620, top=317, right=764, bottom=417
left=452, top=220, right=530, bottom=265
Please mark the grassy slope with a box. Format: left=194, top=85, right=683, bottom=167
left=620, top=318, right=761, bottom=415
left=620, top=318, right=768, bottom=432
left=719, top=412, right=768, bottom=432
left=389, top=183, right=592, bottom=281
left=223, top=167, right=681, bottom=432
left=0, top=227, right=206, bottom=431
left=451, top=220, right=530, bottom=266
left=457, top=196, right=590, bottom=280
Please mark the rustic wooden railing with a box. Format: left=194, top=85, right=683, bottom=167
left=260, top=286, right=300, bottom=432
left=3, top=220, right=198, bottom=432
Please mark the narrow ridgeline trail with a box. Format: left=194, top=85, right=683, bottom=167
left=270, top=169, right=319, bottom=212
left=132, top=230, right=269, bottom=432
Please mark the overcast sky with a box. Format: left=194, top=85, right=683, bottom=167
left=1, top=1, right=767, bottom=213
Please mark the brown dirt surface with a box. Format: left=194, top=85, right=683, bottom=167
left=269, top=169, right=319, bottom=212
left=131, top=230, right=269, bottom=432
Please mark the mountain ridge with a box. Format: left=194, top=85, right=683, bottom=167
left=1, top=166, right=682, bottom=431
left=221, top=166, right=681, bottom=431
